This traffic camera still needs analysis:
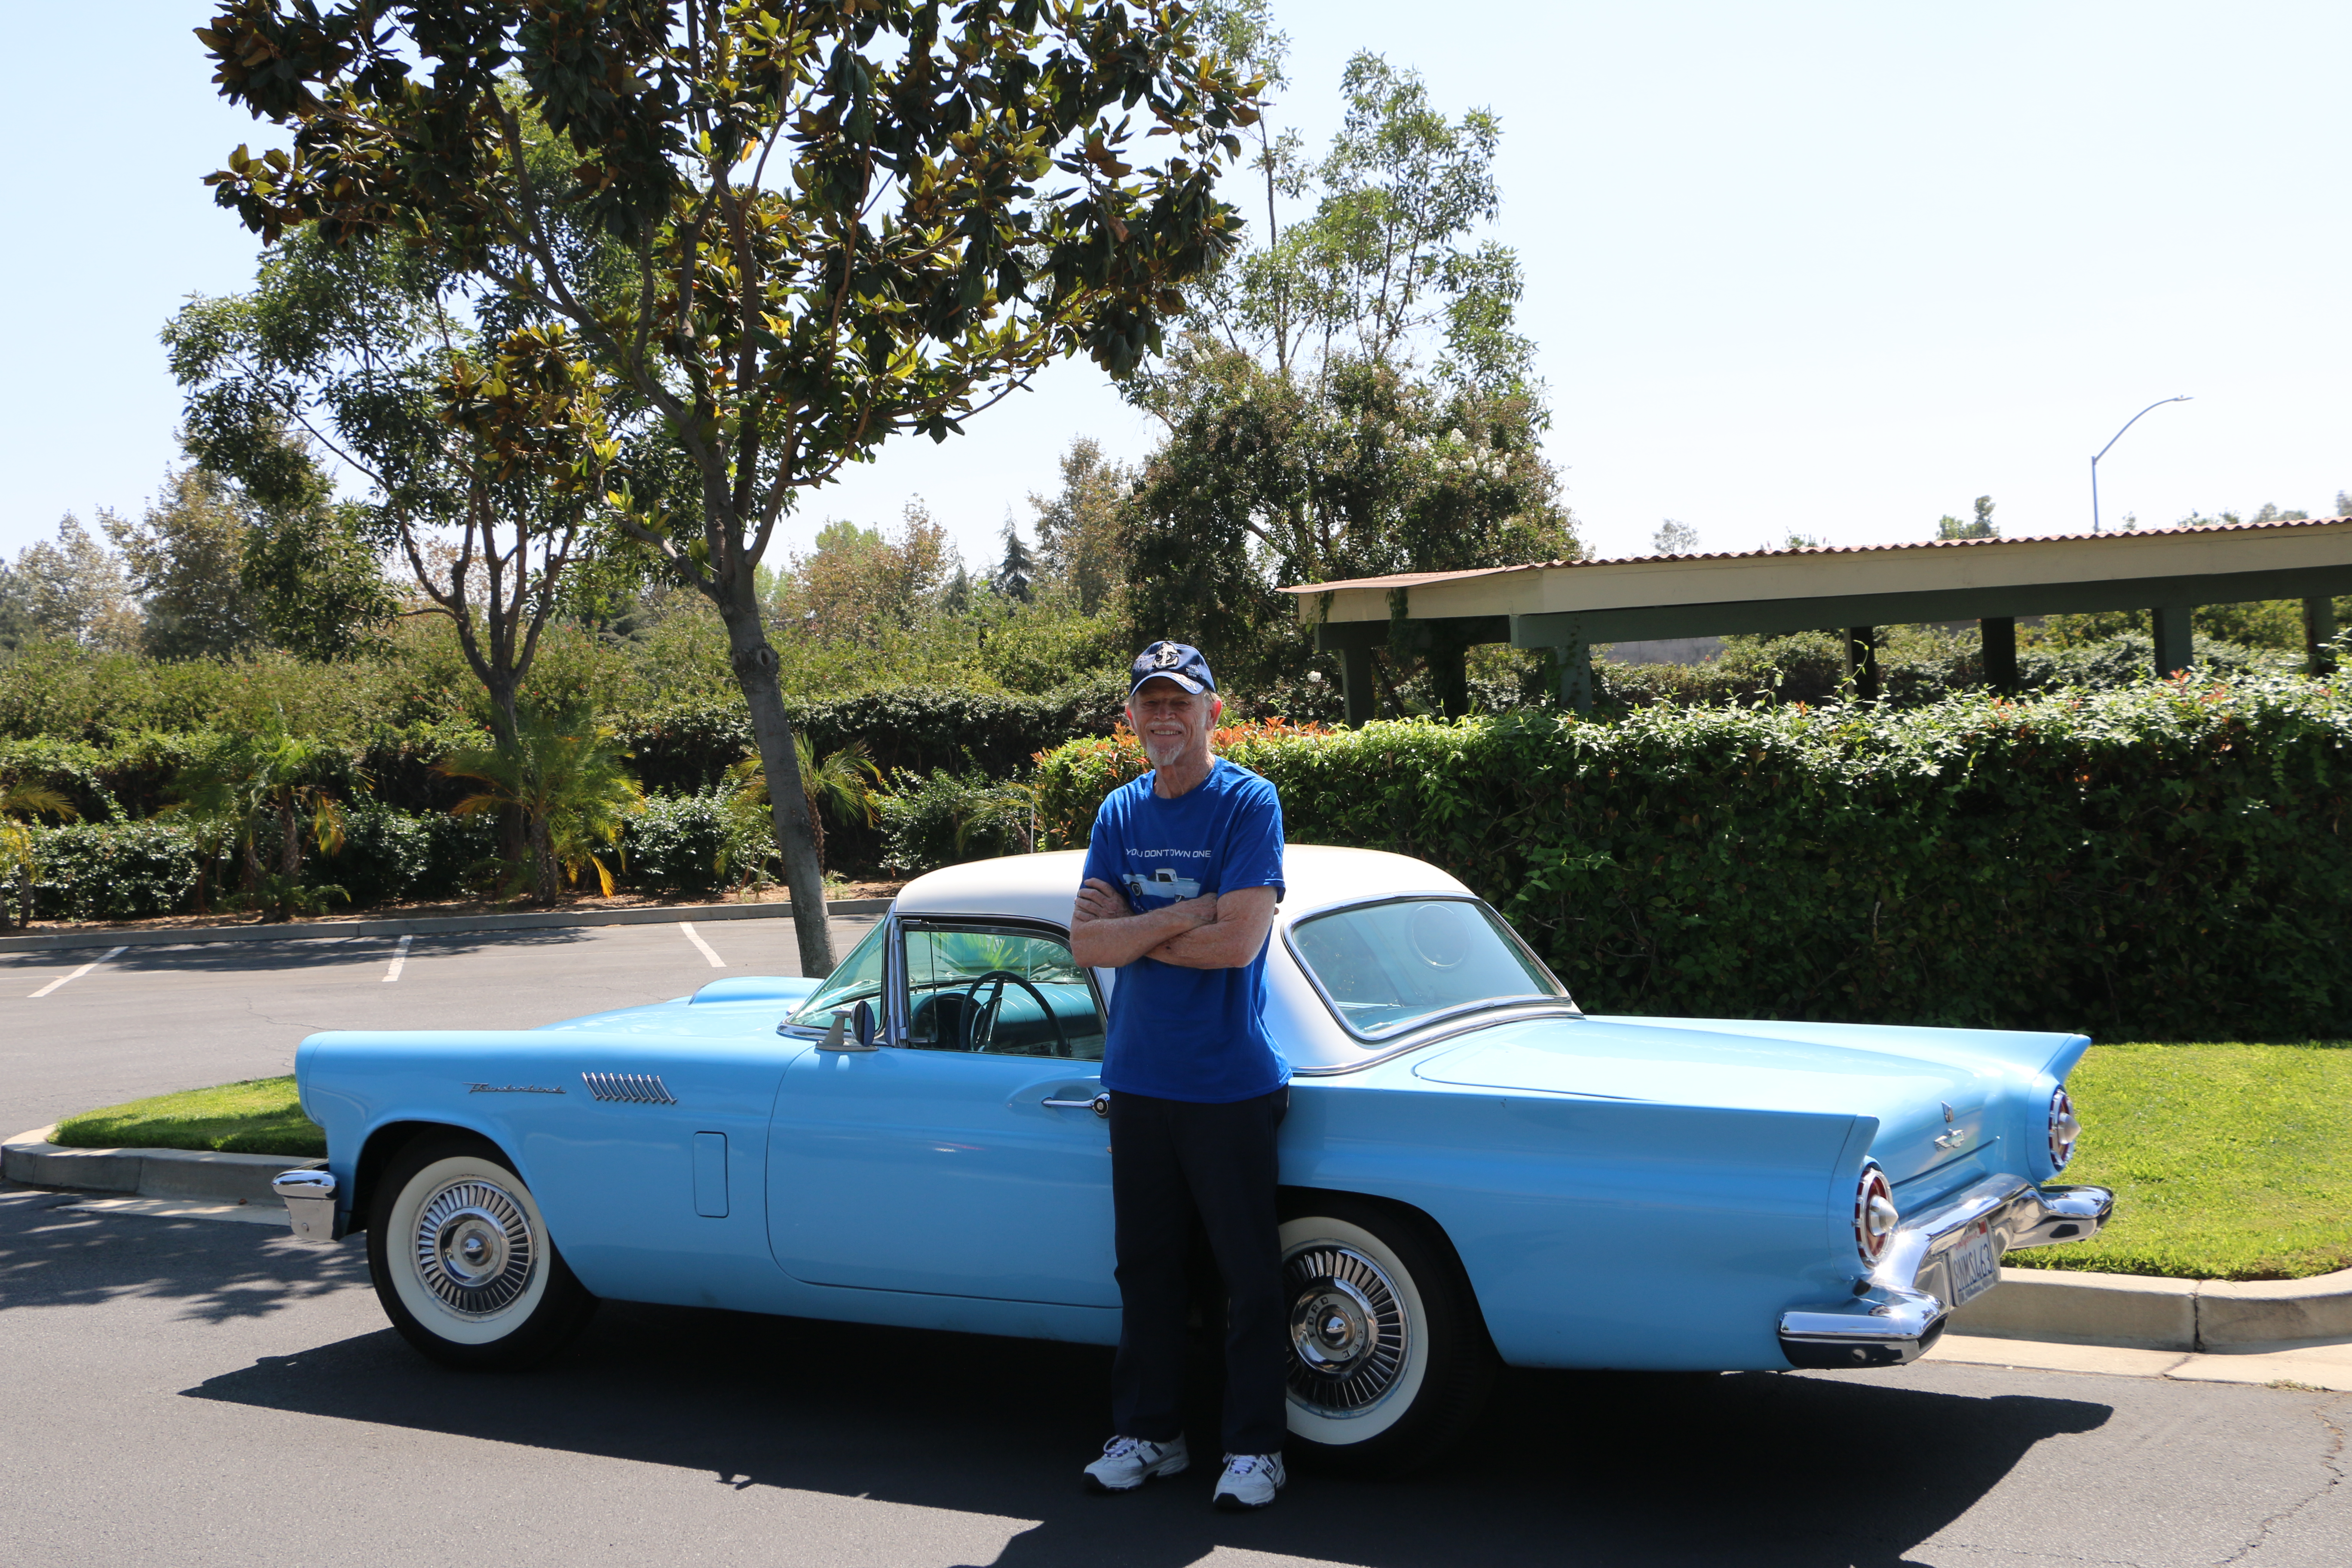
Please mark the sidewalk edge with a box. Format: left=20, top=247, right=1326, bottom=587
left=5, top=1129, right=322, bottom=1206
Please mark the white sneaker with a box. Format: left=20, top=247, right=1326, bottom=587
left=1083, top=1434, right=1190, bottom=1494
left=1212, top=1452, right=1286, bottom=1511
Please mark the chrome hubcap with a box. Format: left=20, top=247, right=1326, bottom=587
left=413, top=1179, right=535, bottom=1316
left=1284, top=1243, right=1409, bottom=1414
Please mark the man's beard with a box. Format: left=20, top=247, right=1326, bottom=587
left=1140, top=731, right=1189, bottom=769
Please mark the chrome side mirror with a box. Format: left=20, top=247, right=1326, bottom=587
left=818, top=999, right=879, bottom=1052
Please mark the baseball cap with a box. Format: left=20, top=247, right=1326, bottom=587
left=1128, top=640, right=1216, bottom=700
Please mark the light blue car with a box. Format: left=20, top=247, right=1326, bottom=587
left=279, top=845, right=2111, bottom=1471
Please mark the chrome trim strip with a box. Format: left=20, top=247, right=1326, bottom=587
left=1279, top=893, right=1577, bottom=1047
left=580, top=1071, right=679, bottom=1106
left=1776, top=1177, right=2116, bottom=1369
left=1277, top=888, right=1490, bottom=925
left=1288, top=1002, right=1590, bottom=1077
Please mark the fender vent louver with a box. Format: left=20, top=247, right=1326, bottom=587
left=582, top=1071, right=678, bottom=1105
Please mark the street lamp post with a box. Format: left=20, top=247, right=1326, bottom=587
left=2091, top=396, right=2192, bottom=533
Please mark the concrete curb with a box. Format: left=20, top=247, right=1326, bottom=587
left=4, top=1127, right=320, bottom=1207
left=1948, top=1264, right=2352, bottom=1351
left=0, top=897, right=893, bottom=956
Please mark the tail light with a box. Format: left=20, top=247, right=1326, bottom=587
left=2048, top=1087, right=2081, bottom=1172
left=1855, top=1162, right=1899, bottom=1264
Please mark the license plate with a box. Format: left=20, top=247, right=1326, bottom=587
left=1945, top=1220, right=2002, bottom=1308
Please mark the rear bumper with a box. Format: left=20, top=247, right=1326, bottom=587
left=1777, top=1177, right=2115, bottom=1370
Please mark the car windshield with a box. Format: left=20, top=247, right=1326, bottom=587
left=1290, top=897, right=1570, bottom=1041
left=784, top=918, right=888, bottom=1030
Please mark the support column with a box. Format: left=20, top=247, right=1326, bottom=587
left=2306, top=596, right=2339, bottom=676
left=1844, top=626, right=1881, bottom=701
left=1430, top=636, right=1470, bottom=720
left=1551, top=622, right=1592, bottom=715
left=1981, top=616, right=2018, bottom=695
left=2151, top=604, right=2193, bottom=677
left=1339, top=643, right=1376, bottom=727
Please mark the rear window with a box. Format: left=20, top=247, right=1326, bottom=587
left=1289, top=897, right=1569, bottom=1041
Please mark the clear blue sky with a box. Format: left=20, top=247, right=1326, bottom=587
left=6, top=2, right=2347, bottom=570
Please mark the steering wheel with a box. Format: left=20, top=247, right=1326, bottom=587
left=958, top=969, right=1073, bottom=1057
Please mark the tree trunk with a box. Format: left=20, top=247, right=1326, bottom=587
left=532, top=815, right=558, bottom=904
left=485, top=677, right=531, bottom=884
left=718, top=591, right=834, bottom=977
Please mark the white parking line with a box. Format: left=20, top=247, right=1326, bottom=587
left=680, top=922, right=725, bottom=968
left=383, top=934, right=413, bottom=983
left=28, top=946, right=127, bottom=998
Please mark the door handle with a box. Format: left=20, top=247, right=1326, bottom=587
left=1042, top=1092, right=1109, bottom=1118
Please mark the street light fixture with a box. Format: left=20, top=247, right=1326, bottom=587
left=2091, top=396, right=2192, bottom=533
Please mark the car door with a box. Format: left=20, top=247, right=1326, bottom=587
left=766, top=917, right=1119, bottom=1307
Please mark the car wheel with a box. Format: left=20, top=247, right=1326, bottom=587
left=1278, top=1196, right=1496, bottom=1474
left=367, top=1130, right=596, bottom=1369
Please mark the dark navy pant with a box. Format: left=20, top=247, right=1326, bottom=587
left=1107, top=1085, right=1290, bottom=1456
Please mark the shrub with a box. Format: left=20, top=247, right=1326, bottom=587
left=876, top=769, right=1036, bottom=876
left=28, top=821, right=202, bottom=921
left=1034, top=673, right=2352, bottom=1039
left=612, top=673, right=1127, bottom=796
left=331, top=801, right=439, bottom=906
left=622, top=790, right=733, bottom=895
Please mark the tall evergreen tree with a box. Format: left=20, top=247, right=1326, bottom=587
left=996, top=518, right=1036, bottom=605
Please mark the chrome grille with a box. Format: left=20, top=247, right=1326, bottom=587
left=581, top=1071, right=678, bottom=1105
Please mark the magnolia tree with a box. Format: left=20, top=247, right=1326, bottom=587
left=197, top=0, right=1261, bottom=973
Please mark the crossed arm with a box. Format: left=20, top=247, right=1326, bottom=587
left=1069, top=879, right=1280, bottom=971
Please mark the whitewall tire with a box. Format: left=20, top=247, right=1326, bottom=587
left=1279, top=1196, right=1496, bottom=1473
left=368, top=1132, right=596, bottom=1369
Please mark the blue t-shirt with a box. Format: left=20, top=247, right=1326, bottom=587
left=1081, top=758, right=1288, bottom=1103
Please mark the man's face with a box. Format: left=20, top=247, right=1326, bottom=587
left=1127, top=679, right=1222, bottom=769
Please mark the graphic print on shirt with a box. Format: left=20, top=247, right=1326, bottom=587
left=1121, top=864, right=1204, bottom=900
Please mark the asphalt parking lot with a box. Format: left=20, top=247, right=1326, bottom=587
left=0, top=916, right=876, bottom=1136
left=2, top=916, right=2348, bottom=1566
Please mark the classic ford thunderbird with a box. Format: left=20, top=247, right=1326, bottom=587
left=277, top=845, right=2112, bottom=1470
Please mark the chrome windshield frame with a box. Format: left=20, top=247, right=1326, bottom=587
left=1280, top=891, right=1578, bottom=1047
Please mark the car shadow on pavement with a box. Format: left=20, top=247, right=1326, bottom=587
left=0, top=1188, right=371, bottom=1323
left=181, top=1295, right=2113, bottom=1568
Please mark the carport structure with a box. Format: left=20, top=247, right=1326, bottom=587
left=1280, top=515, right=2352, bottom=721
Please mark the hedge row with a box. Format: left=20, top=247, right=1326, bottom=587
left=1032, top=676, right=2352, bottom=1040
left=0, top=675, right=1127, bottom=827
left=11, top=793, right=769, bottom=922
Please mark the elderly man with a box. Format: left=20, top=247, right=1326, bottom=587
left=1070, top=641, right=1290, bottom=1511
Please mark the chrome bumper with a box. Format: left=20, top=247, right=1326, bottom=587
left=1777, top=1176, right=2114, bottom=1370
left=274, top=1168, right=343, bottom=1243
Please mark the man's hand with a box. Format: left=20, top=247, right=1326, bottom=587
left=1144, top=885, right=1278, bottom=971
left=1070, top=879, right=1219, bottom=968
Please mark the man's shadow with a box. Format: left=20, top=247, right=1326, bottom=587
left=184, top=1295, right=2111, bottom=1568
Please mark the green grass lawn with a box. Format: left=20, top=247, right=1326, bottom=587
left=42, top=1044, right=2352, bottom=1281
left=51, top=1076, right=325, bottom=1159
left=2007, top=1041, right=2352, bottom=1282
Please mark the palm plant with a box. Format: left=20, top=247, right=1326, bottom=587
left=169, top=729, right=356, bottom=922
left=725, top=738, right=882, bottom=885
left=435, top=704, right=645, bottom=903
left=1, top=781, right=77, bottom=931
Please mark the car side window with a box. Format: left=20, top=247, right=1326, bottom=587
left=900, top=924, right=1107, bottom=1061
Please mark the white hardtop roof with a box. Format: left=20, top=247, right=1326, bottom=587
left=893, top=843, right=1471, bottom=928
